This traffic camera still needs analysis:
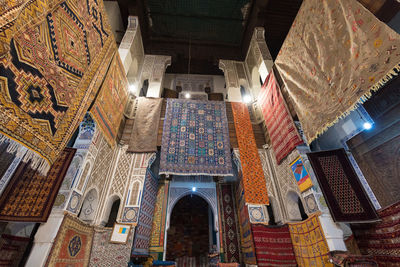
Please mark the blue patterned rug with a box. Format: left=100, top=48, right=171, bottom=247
left=160, top=99, right=232, bottom=176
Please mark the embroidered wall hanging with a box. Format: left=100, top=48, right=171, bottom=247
left=275, top=0, right=400, bottom=143
left=160, top=99, right=232, bottom=176
left=258, top=71, right=302, bottom=164
left=0, top=0, right=115, bottom=172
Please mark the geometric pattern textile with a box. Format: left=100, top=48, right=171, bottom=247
left=89, top=227, right=134, bottom=267
left=149, top=182, right=169, bottom=260
left=90, top=52, right=128, bottom=147
left=0, top=147, right=76, bottom=222
left=288, top=213, right=333, bottom=267
left=45, top=213, right=94, bottom=267
left=251, top=224, right=297, bottom=267
left=307, top=149, right=379, bottom=222
left=132, top=167, right=158, bottom=256
left=258, top=71, right=302, bottom=164
left=275, top=0, right=400, bottom=144
left=217, top=183, right=241, bottom=263
left=0, top=234, right=31, bottom=267
left=160, top=99, right=232, bottom=176
left=352, top=201, right=400, bottom=266
left=128, top=97, right=163, bottom=153
left=0, top=0, right=115, bottom=170
left=231, top=102, right=269, bottom=205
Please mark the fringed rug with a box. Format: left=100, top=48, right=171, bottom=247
left=352, top=201, right=400, bottom=266
left=46, top=214, right=94, bottom=267
left=0, top=0, right=115, bottom=171
left=275, top=0, right=400, bottom=144
left=0, top=234, right=30, bottom=266
left=258, top=71, right=302, bottom=164
left=91, top=52, right=128, bottom=147
left=89, top=227, right=133, bottom=267
left=288, top=213, right=332, bottom=267
left=218, top=183, right=241, bottom=263
left=307, top=149, right=379, bottom=222
left=128, top=97, right=163, bottom=153
left=132, top=165, right=158, bottom=256
left=160, top=99, right=232, bottom=176
left=251, top=224, right=297, bottom=267
left=0, top=147, right=75, bottom=222
left=231, top=102, right=269, bottom=205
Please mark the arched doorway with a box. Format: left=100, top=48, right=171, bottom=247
left=166, top=195, right=214, bottom=264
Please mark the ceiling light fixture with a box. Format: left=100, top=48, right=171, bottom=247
left=129, top=84, right=136, bottom=93
left=185, top=93, right=191, bottom=98
left=363, top=122, right=372, bottom=130
left=243, top=94, right=252, bottom=104
left=192, top=187, right=196, bottom=192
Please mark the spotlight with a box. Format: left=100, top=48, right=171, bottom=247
left=192, top=187, right=196, bottom=192
left=129, top=84, right=136, bottom=93
left=185, top=93, right=191, bottom=99
left=243, top=94, right=252, bottom=103
left=363, top=122, right=372, bottom=130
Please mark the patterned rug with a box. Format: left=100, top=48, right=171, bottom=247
left=218, top=183, right=241, bottom=263
left=0, top=147, right=76, bottom=222
left=307, top=149, right=379, bottom=222
left=128, top=97, right=163, bottom=153
left=236, top=180, right=256, bottom=265
left=0, top=0, right=115, bottom=171
left=231, top=102, right=269, bottom=205
left=160, top=99, right=232, bottom=176
left=89, top=227, right=133, bottom=267
left=46, top=214, right=94, bottom=267
left=288, top=213, right=332, bottom=267
left=91, top=52, right=128, bottom=147
left=352, top=201, right=400, bottom=266
left=0, top=234, right=31, bottom=266
left=251, top=224, right=297, bottom=267
left=258, top=71, right=302, bottom=164
left=275, top=0, right=400, bottom=144
left=149, top=182, right=169, bottom=260
left=132, top=164, right=158, bottom=256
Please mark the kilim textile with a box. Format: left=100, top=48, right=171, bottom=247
left=149, top=182, right=169, bottom=260
left=217, top=183, right=241, bottom=263
left=231, top=102, right=269, bottom=204
left=132, top=167, right=158, bottom=256
left=128, top=97, right=163, bottom=153
left=46, top=213, right=94, bottom=267
left=288, top=213, right=333, bottom=267
left=0, top=147, right=75, bottom=222
left=251, top=224, right=297, bottom=267
left=176, top=257, right=196, bottom=267
left=91, top=52, right=128, bottom=147
left=236, top=179, right=257, bottom=265
left=0, top=234, right=30, bottom=266
left=352, top=201, right=400, bottom=266
left=275, top=0, right=400, bottom=143
left=89, top=227, right=133, bottom=267
left=160, top=99, right=232, bottom=176
left=307, top=149, right=379, bottom=222
left=0, top=0, right=116, bottom=171
left=258, top=71, right=302, bottom=164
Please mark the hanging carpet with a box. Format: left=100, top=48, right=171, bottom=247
left=275, top=0, right=400, bottom=144
left=0, top=147, right=75, bottom=222
left=45, top=213, right=94, bottom=267
left=90, top=52, right=128, bottom=148
left=160, top=99, right=232, bottom=176
left=307, top=149, right=379, bottom=223
left=0, top=234, right=31, bottom=267
left=251, top=224, right=297, bottom=267
left=231, top=102, right=269, bottom=205
left=288, top=213, right=332, bottom=267
left=352, top=201, right=400, bottom=266
left=217, top=183, right=241, bottom=263
left=258, top=71, right=302, bottom=164
left=128, top=97, right=163, bottom=153
left=0, top=0, right=116, bottom=173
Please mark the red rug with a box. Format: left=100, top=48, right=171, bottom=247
left=258, top=71, right=302, bottom=164
left=0, top=234, right=30, bottom=266
left=251, top=224, right=297, bottom=267
left=352, top=201, right=400, bottom=266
